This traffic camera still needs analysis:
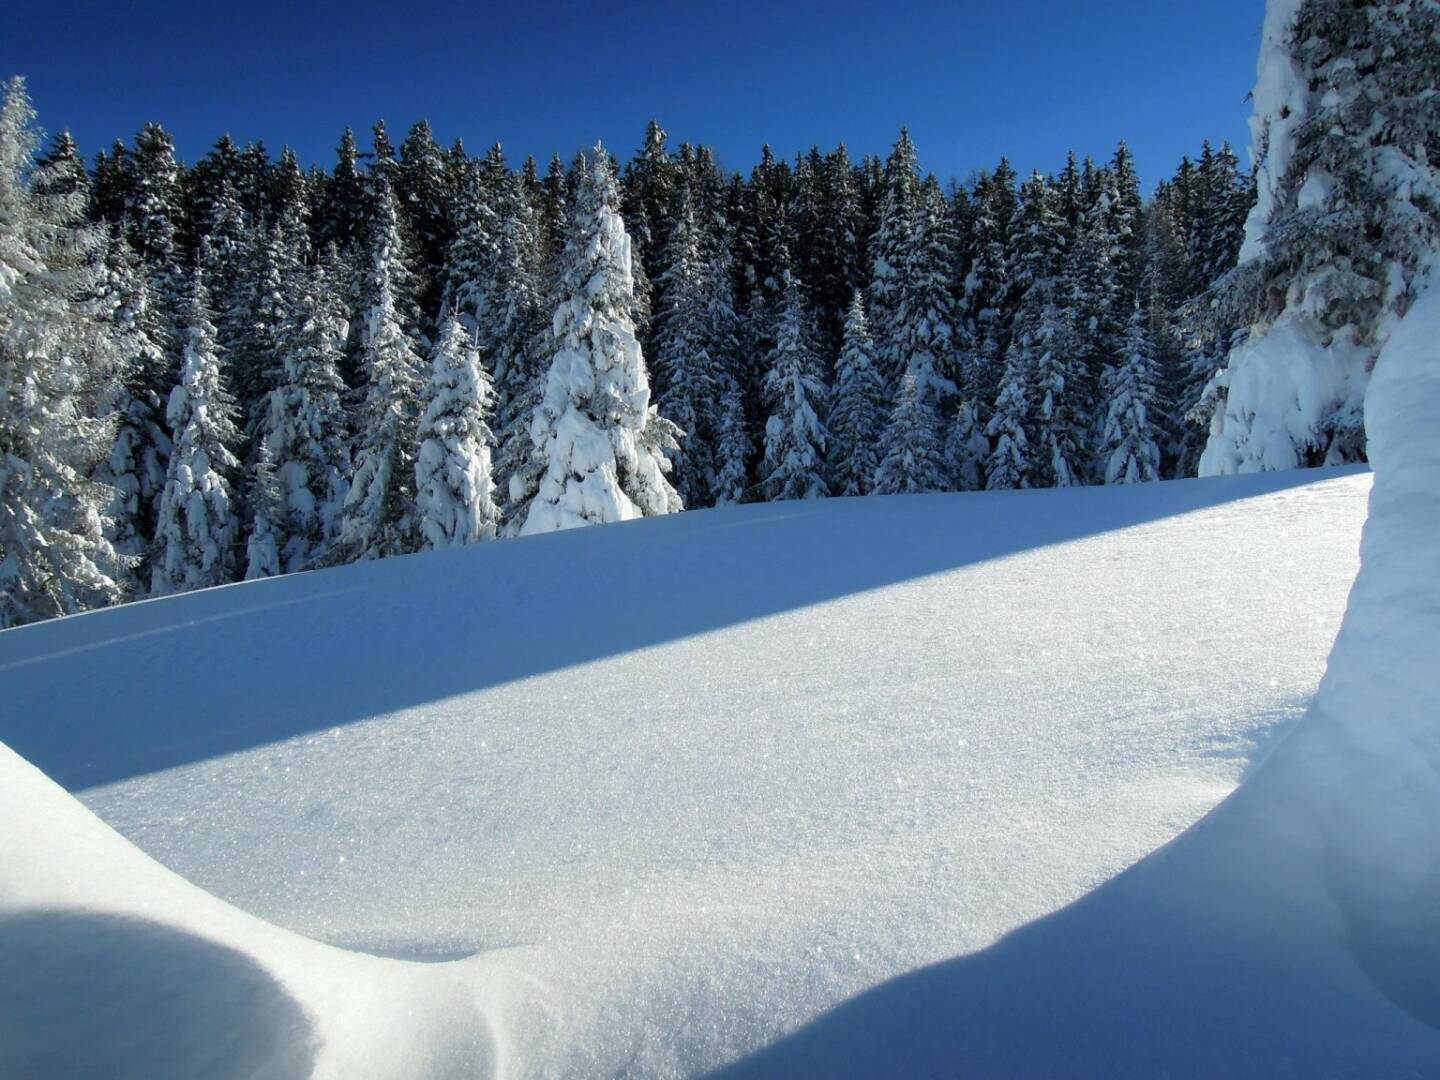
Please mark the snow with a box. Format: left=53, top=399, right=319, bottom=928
left=1238, top=0, right=1305, bottom=265
left=2, top=465, right=1409, bottom=1076
left=1198, top=313, right=1369, bottom=475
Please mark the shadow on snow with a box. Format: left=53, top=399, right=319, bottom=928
left=0, top=468, right=1360, bottom=790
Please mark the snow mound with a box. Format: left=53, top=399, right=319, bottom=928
left=0, top=746, right=500, bottom=1079
left=724, top=288, right=1440, bottom=1078
left=0, top=467, right=1390, bottom=1075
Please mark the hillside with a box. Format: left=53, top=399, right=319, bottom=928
left=7, top=466, right=1428, bottom=1078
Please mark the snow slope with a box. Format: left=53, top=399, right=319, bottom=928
left=2, top=465, right=1406, bottom=1077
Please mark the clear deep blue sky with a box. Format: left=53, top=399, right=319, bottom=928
left=2, top=0, right=1263, bottom=191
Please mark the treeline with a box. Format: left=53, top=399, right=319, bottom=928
left=0, top=76, right=1253, bottom=627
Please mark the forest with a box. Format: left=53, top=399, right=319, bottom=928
left=3, top=81, right=1261, bottom=626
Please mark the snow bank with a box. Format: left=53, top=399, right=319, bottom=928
left=1198, top=314, right=1368, bottom=474
left=0, top=745, right=501, bottom=1079
left=0, top=466, right=1378, bottom=1076
left=723, top=287, right=1440, bottom=1078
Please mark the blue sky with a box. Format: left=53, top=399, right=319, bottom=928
left=2, top=0, right=1263, bottom=190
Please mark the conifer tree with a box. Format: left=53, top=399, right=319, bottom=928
left=826, top=291, right=886, bottom=496
left=94, top=232, right=172, bottom=588
left=0, top=79, right=124, bottom=625
left=152, top=266, right=240, bottom=594
left=944, top=400, right=990, bottom=491
left=243, top=442, right=283, bottom=580
left=985, top=347, right=1032, bottom=490
left=334, top=182, right=427, bottom=560
left=123, top=122, right=183, bottom=283
left=653, top=182, right=720, bottom=506
left=258, top=257, right=351, bottom=572
left=758, top=274, right=829, bottom=501
left=1202, top=0, right=1439, bottom=472
left=416, top=315, right=500, bottom=548
left=897, top=177, right=963, bottom=401
left=1101, top=302, right=1164, bottom=484
left=866, top=129, right=920, bottom=385
left=515, top=148, right=681, bottom=534
left=873, top=370, right=948, bottom=495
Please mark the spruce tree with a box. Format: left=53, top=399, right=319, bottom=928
left=94, top=231, right=172, bottom=588
left=944, top=400, right=990, bottom=491
left=258, top=258, right=351, bottom=572
left=0, top=79, right=124, bottom=625
left=152, top=265, right=240, bottom=594
left=1101, top=302, right=1164, bottom=484
left=757, top=274, right=830, bottom=501
left=653, top=182, right=720, bottom=507
left=1202, top=0, right=1439, bottom=473
left=873, top=370, right=948, bottom=495
left=866, top=129, right=920, bottom=386
left=416, top=315, right=500, bottom=548
left=826, top=291, right=886, bottom=496
left=985, top=347, right=1032, bottom=490
left=334, top=182, right=427, bottom=560
left=516, top=148, right=681, bottom=534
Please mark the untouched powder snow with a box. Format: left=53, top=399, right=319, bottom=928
left=0, top=466, right=1403, bottom=1077
left=729, top=288, right=1440, bottom=1078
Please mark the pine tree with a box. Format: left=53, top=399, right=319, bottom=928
left=873, top=370, right=948, bottom=495
left=1202, top=0, right=1440, bottom=473
left=985, top=347, right=1032, bottom=490
left=258, top=258, right=351, bottom=572
left=758, top=274, right=829, bottom=501
left=0, top=79, right=124, bottom=625
left=944, top=399, right=990, bottom=491
left=334, top=182, right=426, bottom=560
left=152, top=266, right=240, bottom=594
left=711, top=378, right=752, bottom=506
left=897, top=177, right=963, bottom=401
left=1027, top=297, right=1089, bottom=488
left=94, top=231, right=172, bottom=588
left=416, top=315, right=500, bottom=548
left=516, top=147, right=681, bottom=534
left=243, top=442, right=283, bottom=580
left=123, top=122, right=183, bottom=283
left=826, top=291, right=886, bottom=496
left=866, top=129, right=920, bottom=385
left=653, top=182, right=720, bottom=506
left=1101, top=302, right=1164, bottom=483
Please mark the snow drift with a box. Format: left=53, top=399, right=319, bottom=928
left=1, top=461, right=1413, bottom=1077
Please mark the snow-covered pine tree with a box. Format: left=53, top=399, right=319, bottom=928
left=415, top=314, right=500, bottom=548
left=1201, top=0, right=1439, bottom=474
left=1027, top=297, right=1089, bottom=488
left=334, top=180, right=427, bottom=560
left=985, top=346, right=1033, bottom=490
left=152, top=265, right=241, bottom=595
left=94, top=231, right=172, bottom=589
left=515, top=147, right=681, bottom=534
left=653, top=182, right=721, bottom=506
left=1101, top=301, right=1165, bottom=483
left=895, top=176, right=963, bottom=404
left=255, top=257, right=352, bottom=574
left=0, top=78, right=124, bottom=625
left=944, top=399, right=990, bottom=491
left=965, top=159, right=1019, bottom=404
left=873, top=370, right=948, bottom=495
left=866, top=129, right=920, bottom=386
left=243, top=441, right=283, bottom=580
left=711, top=378, right=752, bottom=506
left=222, top=222, right=293, bottom=456
left=826, top=291, right=886, bottom=496
left=757, top=273, right=830, bottom=501
left=123, top=122, right=183, bottom=289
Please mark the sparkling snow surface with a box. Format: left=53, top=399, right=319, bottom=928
left=1, top=470, right=1378, bottom=1075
